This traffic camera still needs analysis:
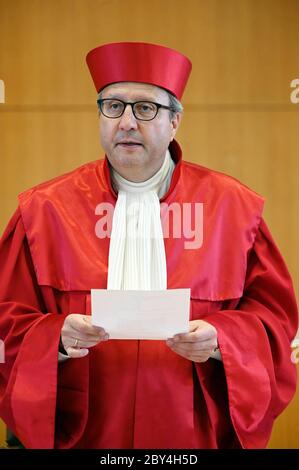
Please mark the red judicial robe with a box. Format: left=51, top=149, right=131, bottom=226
left=0, top=140, right=297, bottom=449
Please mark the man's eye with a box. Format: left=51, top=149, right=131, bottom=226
left=137, top=103, right=155, bottom=113
left=109, top=102, right=121, bottom=110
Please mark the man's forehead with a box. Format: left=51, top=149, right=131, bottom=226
left=101, top=82, right=167, bottom=99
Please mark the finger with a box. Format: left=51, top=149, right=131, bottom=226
left=167, top=346, right=210, bottom=362
left=65, top=347, right=89, bottom=359
left=82, top=315, right=104, bottom=330
left=168, top=343, right=214, bottom=356
left=67, top=323, right=108, bottom=340
left=167, top=336, right=216, bottom=349
left=189, top=319, right=211, bottom=331
left=167, top=340, right=215, bottom=354
left=67, top=315, right=107, bottom=337
left=171, top=329, right=214, bottom=343
left=65, top=337, right=106, bottom=350
left=70, top=322, right=107, bottom=338
left=66, top=329, right=109, bottom=343
left=167, top=337, right=212, bottom=352
left=61, top=332, right=109, bottom=353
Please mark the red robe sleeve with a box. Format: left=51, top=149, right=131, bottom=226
left=0, top=208, right=86, bottom=448
left=197, top=218, right=298, bottom=448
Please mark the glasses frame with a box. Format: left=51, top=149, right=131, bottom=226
left=97, top=98, right=175, bottom=121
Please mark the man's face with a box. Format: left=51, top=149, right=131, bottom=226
left=99, top=82, right=181, bottom=182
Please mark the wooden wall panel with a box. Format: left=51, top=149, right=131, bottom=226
left=0, top=0, right=298, bottom=448
left=179, top=109, right=299, bottom=285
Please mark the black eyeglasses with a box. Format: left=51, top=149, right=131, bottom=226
left=97, top=98, right=175, bottom=121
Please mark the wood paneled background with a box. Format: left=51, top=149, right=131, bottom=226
left=0, top=0, right=298, bottom=448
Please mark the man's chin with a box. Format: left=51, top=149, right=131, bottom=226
left=111, top=149, right=146, bottom=168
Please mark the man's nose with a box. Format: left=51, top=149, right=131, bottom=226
left=118, top=104, right=138, bottom=131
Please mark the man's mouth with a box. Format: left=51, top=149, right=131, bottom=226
left=116, top=141, right=143, bottom=147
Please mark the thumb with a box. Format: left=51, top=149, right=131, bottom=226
left=189, top=319, right=205, bottom=332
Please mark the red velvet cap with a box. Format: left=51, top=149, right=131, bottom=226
left=86, top=42, right=192, bottom=99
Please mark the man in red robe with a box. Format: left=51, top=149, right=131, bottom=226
left=0, top=42, right=297, bottom=449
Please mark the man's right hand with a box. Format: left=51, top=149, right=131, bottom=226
left=60, top=314, right=109, bottom=358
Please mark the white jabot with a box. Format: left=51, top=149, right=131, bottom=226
left=107, top=150, right=175, bottom=290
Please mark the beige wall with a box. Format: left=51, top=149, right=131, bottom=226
left=0, top=0, right=298, bottom=448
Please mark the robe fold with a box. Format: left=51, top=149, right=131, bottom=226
left=0, top=140, right=297, bottom=448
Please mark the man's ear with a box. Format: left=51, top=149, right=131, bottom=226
left=170, top=112, right=182, bottom=141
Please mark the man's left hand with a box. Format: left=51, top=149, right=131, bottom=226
left=166, top=320, right=218, bottom=363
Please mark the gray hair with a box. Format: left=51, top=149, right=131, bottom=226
left=166, top=91, right=183, bottom=120
left=97, top=86, right=183, bottom=120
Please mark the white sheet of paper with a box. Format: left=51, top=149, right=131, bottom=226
left=91, top=289, right=190, bottom=340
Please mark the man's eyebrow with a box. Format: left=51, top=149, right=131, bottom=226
left=102, top=94, right=158, bottom=101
